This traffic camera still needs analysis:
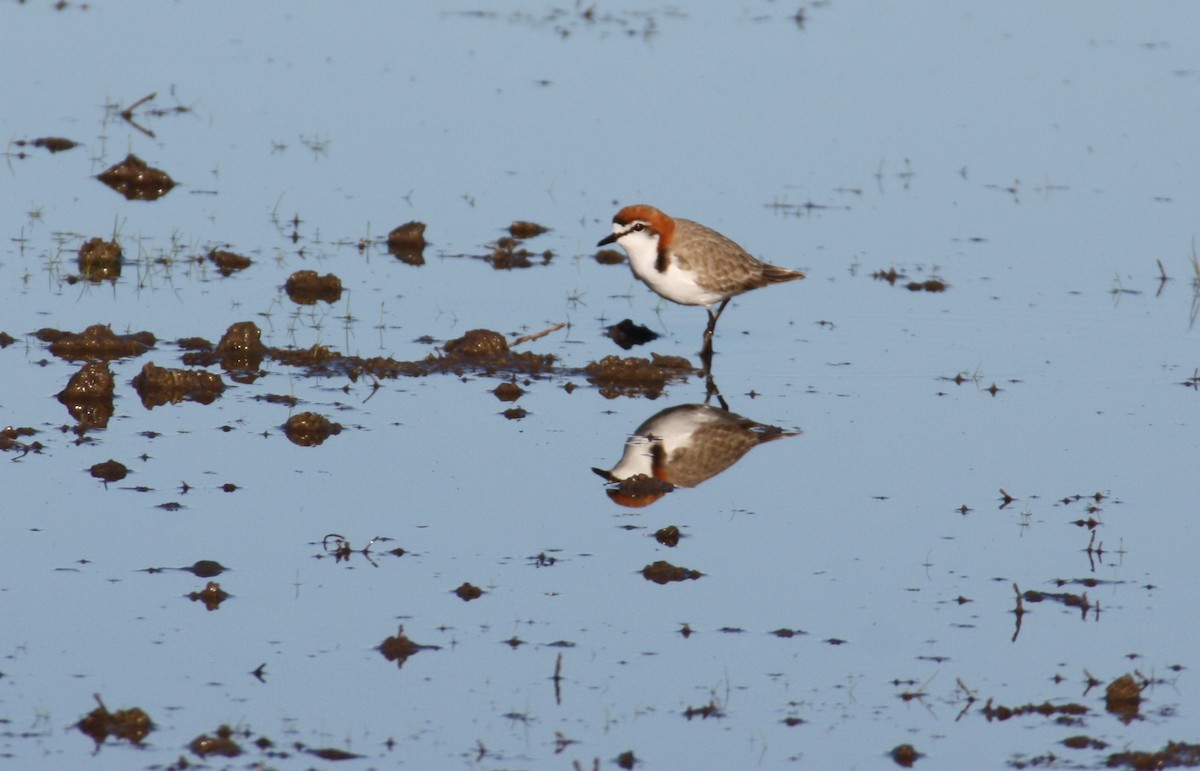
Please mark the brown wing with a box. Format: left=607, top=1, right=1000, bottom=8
left=673, top=218, right=804, bottom=295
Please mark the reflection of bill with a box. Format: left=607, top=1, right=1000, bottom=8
left=593, top=404, right=800, bottom=508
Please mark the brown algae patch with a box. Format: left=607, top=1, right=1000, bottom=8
left=132, top=362, right=226, bottom=407
left=42, top=324, right=155, bottom=361
left=285, top=270, right=343, bottom=304
left=77, top=694, right=154, bottom=747
left=96, top=153, right=175, bottom=201
left=283, top=412, right=343, bottom=446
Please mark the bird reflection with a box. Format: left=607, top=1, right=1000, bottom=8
left=593, top=403, right=800, bottom=507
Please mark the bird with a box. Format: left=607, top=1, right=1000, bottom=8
left=592, top=403, right=800, bottom=507
left=597, top=204, right=805, bottom=370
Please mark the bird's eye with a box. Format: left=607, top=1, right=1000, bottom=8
left=632, top=223, right=645, bottom=232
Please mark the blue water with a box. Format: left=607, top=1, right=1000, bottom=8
left=2, top=2, right=1198, bottom=768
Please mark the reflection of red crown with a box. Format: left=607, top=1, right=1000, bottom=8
left=606, top=486, right=668, bottom=508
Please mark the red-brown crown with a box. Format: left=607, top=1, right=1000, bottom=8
left=613, top=204, right=675, bottom=249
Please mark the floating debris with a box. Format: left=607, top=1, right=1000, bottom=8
left=96, top=153, right=175, bottom=201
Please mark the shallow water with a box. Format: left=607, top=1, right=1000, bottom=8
left=2, top=2, right=1199, bottom=769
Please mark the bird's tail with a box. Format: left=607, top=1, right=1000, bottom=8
left=763, top=265, right=806, bottom=283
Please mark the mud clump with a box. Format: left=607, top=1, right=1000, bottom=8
left=58, top=361, right=116, bottom=431
left=132, top=362, right=226, bottom=408
left=606, top=319, right=659, bottom=350
left=1107, top=741, right=1200, bottom=769
left=187, top=581, right=230, bottom=611
left=44, top=324, right=155, bottom=361
left=890, top=743, right=922, bottom=767
left=15, top=136, right=78, bottom=153
left=585, top=354, right=693, bottom=398
left=485, top=236, right=553, bottom=270
left=96, top=153, right=175, bottom=201
left=387, top=221, right=427, bottom=265
left=183, top=321, right=269, bottom=374
left=508, top=220, right=549, bottom=239
left=641, top=560, right=702, bottom=584
left=906, top=278, right=947, bottom=292
left=90, top=459, right=128, bottom=483
left=595, top=248, right=626, bottom=265
left=493, top=382, right=525, bottom=402
left=189, top=724, right=242, bottom=757
left=77, top=237, right=122, bottom=282
left=378, top=625, right=441, bottom=668
left=0, top=426, right=41, bottom=455
left=445, top=329, right=508, bottom=357
left=77, top=694, right=154, bottom=747
left=981, top=698, right=1088, bottom=721
left=283, top=412, right=342, bottom=447
left=285, top=270, right=343, bottom=304
left=1105, top=673, right=1144, bottom=722
left=455, top=582, right=484, bottom=601
left=0, top=331, right=14, bottom=348
left=654, top=525, right=681, bottom=547
left=209, top=249, right=252, bottom=277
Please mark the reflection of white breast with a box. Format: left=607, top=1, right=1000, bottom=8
left=606, top=406, right=719, bottom=482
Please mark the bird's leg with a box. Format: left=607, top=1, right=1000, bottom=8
left=700, top=299, right=729, bottom=376
left=704, top=371, right=729, bottom=411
